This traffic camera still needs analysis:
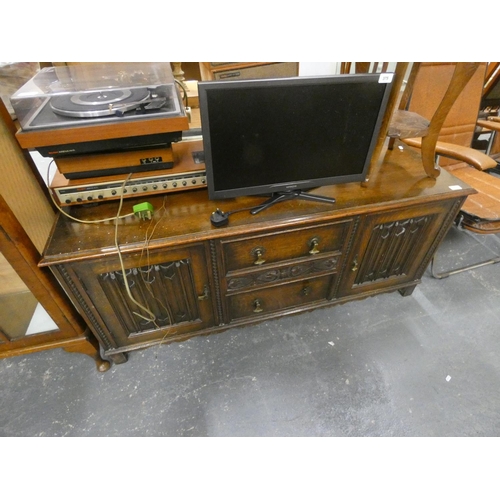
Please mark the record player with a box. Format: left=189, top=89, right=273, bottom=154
left=12, top=63, right=190, bottom=157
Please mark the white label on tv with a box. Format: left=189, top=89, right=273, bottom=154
left=379, top=73, right=394, bottom=83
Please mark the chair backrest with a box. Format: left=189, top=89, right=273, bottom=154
left=406, top=62, right=487, bottom=166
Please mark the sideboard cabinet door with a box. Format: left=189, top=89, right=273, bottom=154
left=338, top=199, right=462, bottom=297
left=53, top=243, right=215, bottom=352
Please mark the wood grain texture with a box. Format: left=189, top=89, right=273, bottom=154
left=0, top=100, right=55, bottom=254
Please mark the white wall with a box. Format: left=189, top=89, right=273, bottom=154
left=299, top=62, right=343, bottom=76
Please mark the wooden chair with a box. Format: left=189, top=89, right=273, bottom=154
left=393, top=62, right=500, bottom=278
left=341, top=62, right=483, bottom=183
left=389, top=62, right=487, bottom=178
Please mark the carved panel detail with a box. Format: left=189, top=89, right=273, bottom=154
left=98, top=259, right=200, bottom=336
left=227, top=257, right=338, bottom=291
left=355, top=216, right=432, bottom=285
left=57, top=264, right=114, bottom=350
left=209, top=240, right=224, bottom=324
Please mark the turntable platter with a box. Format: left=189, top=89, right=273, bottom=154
left=50, top=88, right=150, bottom=118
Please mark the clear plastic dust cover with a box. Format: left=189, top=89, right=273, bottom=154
left=10, top=62, right=184, bottom=131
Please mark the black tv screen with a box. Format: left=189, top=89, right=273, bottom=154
left=198, top=73, right=393, bottom=202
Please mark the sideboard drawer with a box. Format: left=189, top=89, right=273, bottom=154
left=227, top=275, right=335, bottom=321
left=225, top=254, right=340, bottom=294
left=221, top=221, right=352, bottom=272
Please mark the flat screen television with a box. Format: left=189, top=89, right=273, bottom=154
left=198, top=72, right=393, bottom=215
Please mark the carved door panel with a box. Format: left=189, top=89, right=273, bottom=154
left=56, top=243, right=215, bottom=349
left=338, top=200, right=459, bottom=296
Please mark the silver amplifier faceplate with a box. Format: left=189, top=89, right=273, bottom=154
left=52, top=170, right=206, bottom=206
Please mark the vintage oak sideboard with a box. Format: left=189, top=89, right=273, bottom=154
left=40, top=142, right=475, bottom=365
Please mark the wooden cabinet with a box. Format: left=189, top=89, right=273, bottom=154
left=40, top=143, right=474, bottom=365
left=0, top=100, right=109, bottom=371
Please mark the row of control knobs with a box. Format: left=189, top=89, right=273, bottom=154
left=63, top=177, right=206, bottom=204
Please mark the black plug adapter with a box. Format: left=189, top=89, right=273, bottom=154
left=210, top=208, right=229, bottom=227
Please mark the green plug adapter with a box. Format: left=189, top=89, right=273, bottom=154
left=133, top=202, right=154, bottom=221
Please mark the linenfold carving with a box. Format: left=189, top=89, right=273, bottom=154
left=354, top=216, right=431, bottom=284
left=98, top=259, right=200, bottom=336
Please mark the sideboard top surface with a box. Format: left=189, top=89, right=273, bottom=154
left=40, top=142, right=475, bottom=266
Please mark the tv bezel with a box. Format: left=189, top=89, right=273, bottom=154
left=198, top=73, right=394, bottom=201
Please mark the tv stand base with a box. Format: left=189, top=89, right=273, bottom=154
left=250, top=190, right=336, bottom=215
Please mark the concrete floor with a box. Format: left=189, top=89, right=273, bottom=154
left=1, top=225, right=500, bottom=437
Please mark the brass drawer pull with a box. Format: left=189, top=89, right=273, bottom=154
left=302, top=285, right=311, bottom=296
left=309, top=237, right=320, bottom=255
left=253, top=299, right=263, bottom=313
left=251, top=247, right=266, bottom=266
left=352, top=258, right=359, bottom=272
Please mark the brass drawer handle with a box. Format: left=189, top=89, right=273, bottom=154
left=352, top=258, right=359, bottom=272
left=302, top=285, right=311, bottom=296
left=253, top=299, right=263, bottom=313
left=251, top=247, right=266, bottom=266
left=309, top=237, right=320, bottom=255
